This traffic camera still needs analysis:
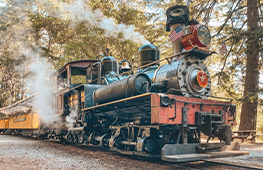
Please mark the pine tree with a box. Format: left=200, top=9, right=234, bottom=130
left=239, top=0, right=261, bottom=130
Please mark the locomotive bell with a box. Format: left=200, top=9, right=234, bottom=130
left=119, top=59, right=132, bottom=73
left=138, top=44, right=160, bottom=67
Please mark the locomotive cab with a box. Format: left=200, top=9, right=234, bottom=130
left=56, top=60, right=99, bottom=91
left=55, top=60, right=98, bottom=116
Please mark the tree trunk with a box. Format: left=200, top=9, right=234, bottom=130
left=239, top=0, right=260, bottom=130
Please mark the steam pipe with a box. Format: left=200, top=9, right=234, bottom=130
left=143, top=81, right=149, bottom=93
left=118, top=140, right=136, bottom=146
left=68, top=127, right=85, bottom=131
left=92, top=62, right=102, bottom=85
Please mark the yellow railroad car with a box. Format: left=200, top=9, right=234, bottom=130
left=0, top=118, right=9, bottom=129
left=0, top=118, right=8, bottom=134
left=9, top=113, right=39, bottom=129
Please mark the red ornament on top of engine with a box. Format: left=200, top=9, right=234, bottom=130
left=181, top=24, right=211, bottom=51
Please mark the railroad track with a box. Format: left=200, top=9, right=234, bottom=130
left=8, top=136, right=263, bottom=170
left=154, top=160, right=263, bottom=170
left=50, top=139, right=263, bottom=170
left=155, top=161, right=200, bottom=170
left=204, top=160, right=263, bottom=170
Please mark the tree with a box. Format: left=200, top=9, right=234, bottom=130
left=239, top=0, right=260, bottom=130
left=0, top=0, right=163, bottom=107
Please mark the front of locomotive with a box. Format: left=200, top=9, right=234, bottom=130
left=140, top=5, right=249, bottom=162
left=165, top=5, right=212, bottom=98
left=139, top=5, right=212, bottom=98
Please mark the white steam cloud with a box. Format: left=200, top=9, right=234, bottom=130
left=66, top=106, right=78, bottom=129
left=1, top=0, right=150, bottom=126
left=22, top=49, right=59, bottom=124
left=59, top=0, right=150, bottom=45
left=0, top=0, right=59, bottom=124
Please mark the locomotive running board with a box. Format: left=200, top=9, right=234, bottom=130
left=161, top=142, right=249, bottom=162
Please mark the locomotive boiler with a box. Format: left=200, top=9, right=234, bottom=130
left=0, top=5, right=248, bottom=163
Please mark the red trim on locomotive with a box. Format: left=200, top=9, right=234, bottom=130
left=151, top=93, right=236, bottom=125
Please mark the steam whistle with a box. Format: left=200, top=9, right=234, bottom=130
left=105, top=43, right=110, bottom=56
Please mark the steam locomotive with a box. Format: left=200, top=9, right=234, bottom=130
left=0, top=5, right=248, bottom=162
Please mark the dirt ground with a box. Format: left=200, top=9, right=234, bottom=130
left=0, top=135, right=175, bottom=170
left=212, top=140, right=263, bottom=168
left=0, top=135, right=262, bottom=170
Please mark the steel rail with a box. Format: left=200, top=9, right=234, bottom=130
left=155, top=160, right=201, bottom=170
left=204, top=160, right=263, bottom=170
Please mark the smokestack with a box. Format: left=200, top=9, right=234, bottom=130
left=166, top=5, right=189, bottom=55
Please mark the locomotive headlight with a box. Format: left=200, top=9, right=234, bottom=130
left=197, top=25, right=211, bottom=46
left=181, top=24, right=211, bottom=51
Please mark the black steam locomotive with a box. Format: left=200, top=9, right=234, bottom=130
left=1, top=5, right=248, bottom=162
left=49, top=5, right=248, bottom=162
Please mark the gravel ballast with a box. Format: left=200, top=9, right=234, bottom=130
left=0, top=135, right=262, bottom=170
left=211, top=141, right=263, bottom=168
left=0, top=135, right=175, bottom=170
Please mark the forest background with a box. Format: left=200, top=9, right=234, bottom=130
left=0, top=0, right=262, bottom=139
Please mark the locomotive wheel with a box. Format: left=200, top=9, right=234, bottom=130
left=66, top=132, right=74, bottom=144
left=73, top=133, right=78, bottom=144
left=59, top=135, right=67, bottom=143
left=88, top=133, right=100, bottom=145
left=144, top=138, right=157, bottom=154
left=100, top=134, right=110, bottom=147
left=77, top=131, right=85, bottom=144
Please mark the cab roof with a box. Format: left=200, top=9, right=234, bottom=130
left=56, top=60, right=99, bottom=74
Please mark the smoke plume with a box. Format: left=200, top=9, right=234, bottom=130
left=22, top=49, right=59, bottom=124
left=58, top=0, right=150, bottom=44
left=0, top=0, right=150, bottom=125
left=0, top=0, right=59, bottom=124
left=66, top=106, right=78, bottom=129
